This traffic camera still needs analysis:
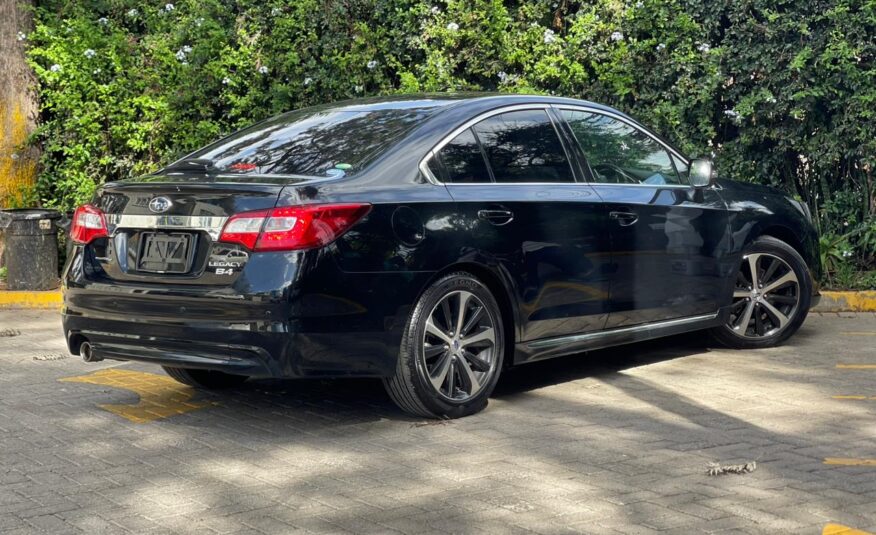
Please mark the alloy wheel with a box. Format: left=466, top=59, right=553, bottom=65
left=727, top=252, right=800, bottom=339
left=421, top=290, right=498, bottom=402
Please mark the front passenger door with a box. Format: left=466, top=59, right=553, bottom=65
left=558, top=108, right=730, bottom=328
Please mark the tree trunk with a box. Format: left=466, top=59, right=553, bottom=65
left=0, top=0, right=39, bottom=267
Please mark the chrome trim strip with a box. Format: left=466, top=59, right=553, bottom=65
left=105, top=214, right=228, bottom=241
left=525, top=313, right=719, bottom=350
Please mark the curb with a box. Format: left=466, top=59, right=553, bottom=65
left=0, top=289, right=63, bottom=309
left=0, top=289, right=875, bottom=312
left=815, top=291, right=876, bottom=313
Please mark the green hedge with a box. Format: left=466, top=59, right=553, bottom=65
left=22, top=0, right=876, bottom=284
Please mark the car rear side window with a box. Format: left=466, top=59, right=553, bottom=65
left=561, top=110, right=682, bottom=185
left=472, top=109, right=574, bottom=184
left=181, top=108, right=428, bottom=178
left=435, top=128, right=491, bottom=183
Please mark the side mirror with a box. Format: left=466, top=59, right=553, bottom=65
left=689, top=158, right=715, bottom=188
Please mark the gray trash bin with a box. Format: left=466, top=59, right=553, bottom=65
left=0, top=209, right=62, bottom=291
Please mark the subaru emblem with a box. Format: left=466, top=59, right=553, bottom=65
left=148, top=196, right=173, bottom=214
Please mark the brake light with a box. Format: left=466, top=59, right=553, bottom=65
left=70, top=204, right=109, bottom=244
left=218, top=204, right=371, bottom=251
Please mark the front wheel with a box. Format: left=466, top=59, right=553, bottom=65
left=383, top=272, right=505, bottom=419
left=710, top=236, right=812, bottom=349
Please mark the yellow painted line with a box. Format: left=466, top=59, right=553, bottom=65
left=0, top=290, right=62, bottom=309
left=60, top=369, right=214, bottom=423
left=823, top=458, right=876, bottom=467
left=823, top=523, right=874, bottom=535
left=840, top=332, right=876, bottom=336
left=833, top=395, right=876, bottom=400
left=837, top=364, right=876, bottom=370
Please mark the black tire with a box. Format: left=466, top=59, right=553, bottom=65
left=162, top=366, right=249, bottom=389
left=710, top=236, right=812, bottom=349
left=383, top=272, right=505, bottom=419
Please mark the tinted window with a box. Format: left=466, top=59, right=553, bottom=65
left=435, top=128, right=491, bottom=183
left=562, top=110, right=681, bottom=185
left=182, top=108, right=428, bottom=178
left=472, top=110, right=574, bottom=183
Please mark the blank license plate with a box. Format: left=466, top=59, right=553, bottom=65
left=137, top=233, right=193, bottom=273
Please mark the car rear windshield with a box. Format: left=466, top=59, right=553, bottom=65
left=180, top=107, right=429, bottom=178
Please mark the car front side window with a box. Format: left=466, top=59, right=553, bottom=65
left=561, top=110, right=682, bottom=186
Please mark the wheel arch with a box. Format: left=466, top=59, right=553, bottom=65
left=757, top=224, right=805, bottom=259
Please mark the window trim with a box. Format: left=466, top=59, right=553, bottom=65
left=554, top=104, right=706, bottom=190
left=419, top=104, right=579, bottom=186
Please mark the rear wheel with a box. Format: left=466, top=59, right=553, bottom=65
left=710, top=236, right=812, bottom=349
left=383, top=272, right=505, bottom=419
left=162, top=366, right=249, bottom=389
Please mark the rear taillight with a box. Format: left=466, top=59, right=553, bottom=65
left=70, top=204, right=109, bottom=244
left=218, top=204, right=371, bottom=251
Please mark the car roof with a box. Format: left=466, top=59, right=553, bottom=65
left=321, top=92, right=620, bottom=117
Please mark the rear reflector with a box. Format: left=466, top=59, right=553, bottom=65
left=218, top=204, right=371, bottom=251
left=70, top=204, right=109, bottom=244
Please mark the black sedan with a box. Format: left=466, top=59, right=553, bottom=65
left=63, top=94, right=821, bottom=418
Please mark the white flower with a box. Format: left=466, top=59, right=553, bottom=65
left=367, top=60, right=378, bottom=70
left=610, top=31, right=624, bottom=42
left=430, top=6, right=441, bottom=14
left=49, top=64, right=61, bottom=72
left=635, top=0, right=644, bottom=7
left=195, top=17, right=205, bottom=27
left=697, top=42, right=711, bottom=52
left=16, top=31, right=26, bottom=41
left=656, top=43, right=666, bottom=51
left=723, top=109, right=740, bottom=119
left=126, top=8, right=139, bottom=17
left=354, top=84, right=364, bottom=92
left=182, top=45, right=192, bottom=53
left=843, top=221, right=850, bottom=227
left=221, top=77, right=231, bottom=85
left=446, top=22, right=459, bottom=31
left=497, top=71, right=508, bottom=82
left=98, top=17, right=109, bottom=25
left=84, top=49, right=96, bottom=58
left=304, top=77, right=313, bottom=86
left=93, top=68, right=101, bottom=74
left=543, top=29, right=557, bottom=44
left=165, top=3, right=175, bottom=11
left=271, top=7, right=282, bottom=16
left=766, top=95, right=777, bottom=104
left=258, top=65, right=269, bottom=74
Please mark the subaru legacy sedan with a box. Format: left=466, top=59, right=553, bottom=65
left=63, top=94, right=820, bottom=418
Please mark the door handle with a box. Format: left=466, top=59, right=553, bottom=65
left=478, top=209, right=514, bottom=226
left=609, top=210, right=638, bottom=226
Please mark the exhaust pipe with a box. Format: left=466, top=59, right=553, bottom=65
left=80, top=342, right=103, bottom=363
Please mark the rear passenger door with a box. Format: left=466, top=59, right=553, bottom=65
left=557, top=107, right=730, bottom=328
left=425, top=106, right=613, bottom=345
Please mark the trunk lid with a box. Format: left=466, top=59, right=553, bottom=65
left=88, top=175, right=303, bottom=284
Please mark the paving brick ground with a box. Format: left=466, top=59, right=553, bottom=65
left=1, top=310, right=875, bottom=534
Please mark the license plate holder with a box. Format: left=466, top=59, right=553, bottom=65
left=137, top=232, right=194, bottom=274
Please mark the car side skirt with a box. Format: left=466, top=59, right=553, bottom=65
left=514, top=307, right=732, bottom=364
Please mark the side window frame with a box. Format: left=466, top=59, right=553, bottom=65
left=553, top=105, right=694, bottom=188
left=419, top=104, right=586, bottom=185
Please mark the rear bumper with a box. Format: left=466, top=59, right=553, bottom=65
left=63, top=247, right=434, bottom=378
